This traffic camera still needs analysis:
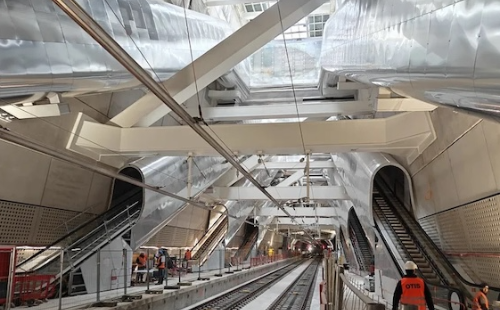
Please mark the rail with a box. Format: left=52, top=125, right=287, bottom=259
left=17, top=188, right=142, bottom=270
left=322, top=258, right=385, bottom=310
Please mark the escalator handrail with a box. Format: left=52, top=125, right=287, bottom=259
left=373, top=209, right=466, bottom=306
left=17, top=188, right=142, bottom=269
left=377, top=179, right=500, bottom=293
left=373, top=187, right=451, bottom=286
left=191, top=216, right=227, bottom=254
left=67, top=201, right=140, bottom=255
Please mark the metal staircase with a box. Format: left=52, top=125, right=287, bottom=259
left=17, top=189, right=143, bottom=295
left=372, top=179, right=500, bottom=308
left=339, top=230, right=356, bottom=268
left=235, top=229, right=258, bottom=262
left=347, top=210, right=374, bottom=273
left=191, top=216, right=228, bottom=265
left=373, top=182, right=445, bottom=285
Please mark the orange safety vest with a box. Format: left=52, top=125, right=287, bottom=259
left=400, top=277, right=426, bottom=310
left=157, top=256, right=165, bottom=269
left=473, top=291, right=488, bottom=310
left=137, top=256, right=146, bottom=267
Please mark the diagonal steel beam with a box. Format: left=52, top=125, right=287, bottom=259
left=109, top=0, right=326, bottom=128
left=53, top=0, right=317, bottom=239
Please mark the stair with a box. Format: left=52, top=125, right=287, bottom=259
left=235, top=229, right=258, bottom=261
left=348, top=210, right=374, bottom=273
left=373, top=184, right=442, bottom=285
left=191, top=216, right=228, bottom=264
left=16, top=189, right=143, bottom=295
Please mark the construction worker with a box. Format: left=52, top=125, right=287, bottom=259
left=135, top=253, right=147, bottom=283
left=473, top=284, right=489, bottom=310
left=156, top=249, right=166, bottom=285
left=392, top=261, right=434, bottom=310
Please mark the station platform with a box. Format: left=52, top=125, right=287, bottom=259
left=28, top=257, right=297, bottom=310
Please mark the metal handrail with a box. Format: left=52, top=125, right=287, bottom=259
left=377, top=179, right=500, bottom=293
left=191, top=215, right=227, bottom=254
left=17, top=188, right=142, bottom=269
left=339, top=273, right=374, bottom=304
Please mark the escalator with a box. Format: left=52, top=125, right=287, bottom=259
left=16, top=188, right=143, bottom=295
left=373, top=178, right=500, bottom=309
left=348, top=209, right=374, bottom=273
left=191, top=215, right=228, bottom=265
left=235, top=227, right=258, bottom=262
left=339, top=230, right=356, bottom=269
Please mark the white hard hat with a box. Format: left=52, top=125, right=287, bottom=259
left=404, top=261, right=418, bottom=270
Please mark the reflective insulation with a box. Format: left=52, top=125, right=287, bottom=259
left=321, top=0, right=500, bottom=121
left=224, top=156, right=287, bottom=246
left=120, top=156, right=231, bottom=249
left=0, top=0, right=249, bottom=99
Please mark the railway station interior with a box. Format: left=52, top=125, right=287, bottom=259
left=1, top=0, right=500, bottom=309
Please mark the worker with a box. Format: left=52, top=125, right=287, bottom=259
left=473, top=284, right=489, bottom=310
left=392, top=261, right=434, bottom=310
left=156, top=249, right=166, bottom=285
left=135, top=253, right=147, bottom=283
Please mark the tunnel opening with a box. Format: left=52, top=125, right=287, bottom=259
left=105, top=167, right=144, bottom=223
left=373, top=166, right=411, bottom=212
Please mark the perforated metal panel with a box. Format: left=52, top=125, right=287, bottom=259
left=0, top=201, right=37, bottom=244
left=0, top=200, right=96, bottom=246
left=420, top=194, right=500, bottom=287
left=35, top=207, right=95, bottom=245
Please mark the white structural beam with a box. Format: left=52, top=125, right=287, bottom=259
left=278, top=171, right=304, bottom=187
left=255, top=161, right=335, bottom=170
left=212, top=186, right=348, bottom=201
left=273, top=217, right=337, bottom=226
left=70, top=112, right=435, bottom=165
left=109, top=0, right=325, bottom=128
left=377, top=98, right=437, bottom=112
left=1, top=103, right=69, bottom=119
left=258, top=207, right=337, bottom=217
left=212, top=155, right=267, bottom=187
left=185, top=101, right=373, bottom=121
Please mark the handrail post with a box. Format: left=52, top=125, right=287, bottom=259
left=334, top=265, right=344, bottom=310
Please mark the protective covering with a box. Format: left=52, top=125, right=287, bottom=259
left=122, top=156, right=231, bottom=249
left=0, top=0, right=249, bottom=98
left=249, top=37, right=323, bottom=88
left=320, top=0, right=500, bottom=121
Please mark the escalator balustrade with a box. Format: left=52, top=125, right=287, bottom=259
left=191, top=217, right=228, bottom=263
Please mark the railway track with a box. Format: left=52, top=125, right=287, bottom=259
left=189, top=259, right=306, bottom=310
left=266, top=259, right=320, bottom=310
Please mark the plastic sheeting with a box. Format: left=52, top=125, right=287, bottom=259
left=249, top=38, right=323, bottom=88
left=0, top=0, right=250, bottom=98
left=320, top=0, right=500, bottom=122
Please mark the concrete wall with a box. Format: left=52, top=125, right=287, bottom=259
left=408, top=107, right=500, bottom=219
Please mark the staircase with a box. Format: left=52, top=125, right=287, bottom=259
left=235, top=229, right=258, bottom=262
left=373, top=183, right=443, bottom=285
left=347, top=210, right=374, bottom=273
left=191, top=216, right=228, bottom=265
left=16, top=189, right=143, bottom=295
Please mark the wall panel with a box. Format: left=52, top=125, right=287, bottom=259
left=419, top=195, right=500, bottom=287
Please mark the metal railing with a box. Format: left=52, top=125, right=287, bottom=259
left=323, top=258, right=385, bottom=310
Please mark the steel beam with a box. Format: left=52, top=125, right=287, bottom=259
left=255, top=161, right=335, bottom=170
left=278, top=171, right=304, bottom=187
left=74, top=112, right=435, bottom=157
left=185, top=101, right=373, bottom=121
left=212, top=186, right=348, bottom=201
left=109, top=0, right=325, bottom=128
left=258, top=207, right=337, bottom=217
left=273, top=217, right=337, bottom=226
left=212, top=155, right=268, bottom=187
